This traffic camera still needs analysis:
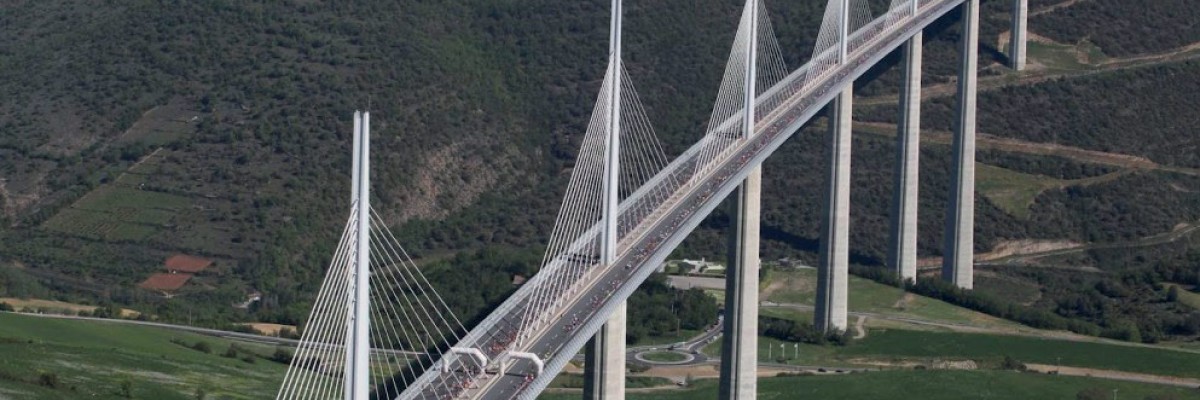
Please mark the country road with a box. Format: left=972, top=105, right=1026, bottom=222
left=1025, top=364, right=1200, bottom=389
left=2, top=310, right=427, bottom=357
left=2, top=310, right=302, bottom=346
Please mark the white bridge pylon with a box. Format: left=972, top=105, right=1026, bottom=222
left=276, top=111, right=479, bottom=400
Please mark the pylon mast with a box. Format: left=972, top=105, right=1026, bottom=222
left=347, top=111, right=371, bottom=399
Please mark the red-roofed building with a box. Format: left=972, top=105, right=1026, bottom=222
left=164, top=254, right=213, bottom=273
left=139, top=273, right=193, bottom=291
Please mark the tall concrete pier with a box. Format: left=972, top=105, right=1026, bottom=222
left=943, top=0, right=979, bottom=290
left=1010, top=0, right=1028, bottom=71
left=720, top=0, right=760, bottom=396
left=584, top=303, right=626, bottom=400
left=887, top=30, right=922, bottom=283
left=816, top=87, right=852, bottom=333
left=720, top=168, right=760, bottom=399
left=816, top=0, right=853, bottom=334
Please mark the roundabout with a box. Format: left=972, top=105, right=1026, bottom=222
left=634, top=349, right=696, bottom=365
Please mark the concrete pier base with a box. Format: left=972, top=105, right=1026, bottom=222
left=888, top=32, right=922, bottom=283
left=943, top=0, right=978, bottom=290
left=584, top=303, right=626, bottom=400
left=719, top=167, right=761, bottom=400
left=816, top=88, right=852, bottom=333
left=1010, top=0, right=1028, bottom=71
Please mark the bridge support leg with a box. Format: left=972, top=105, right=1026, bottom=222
left=584, top=303, right=626, bottom=400
left=816, top=88, right=852, bottom=333
left=943, top=0, right=978, bottom=290
left=888, top=32, right=922, bottom=284
left=719, top=167, right=761, bottom=400
left=1010, top=0, right=1028, bottom=71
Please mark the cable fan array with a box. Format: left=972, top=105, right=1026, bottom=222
left=513, top=57, right=678, bottom=349
left=275, top=203, right=471, bottom=399
left=693, top=0, right=788, bottom=181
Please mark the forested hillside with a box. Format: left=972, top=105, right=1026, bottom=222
left=1, top=0, right=1198, bottom=343
left=1031, top=0, right=1200, bottom=57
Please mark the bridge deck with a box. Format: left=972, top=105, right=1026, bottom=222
left=401, top=0, right=966, bottom=398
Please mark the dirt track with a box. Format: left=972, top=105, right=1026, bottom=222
left=1026, top=364, right=1200, bottom=389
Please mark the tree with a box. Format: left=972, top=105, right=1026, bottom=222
left=37, top=372, right=59, bottom=388
left=119, top=379, right=133, bottom=398
left=271, top=348, right=294, bottom=365
left=1166, top=285, right=1180, bottom=303
left=1000, top=356, right=1027, bottom=371
left=278, top=327, right=300, bottom=339
left=192, top=341, right=212, bottom=354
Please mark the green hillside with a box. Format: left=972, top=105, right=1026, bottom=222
left=1, top=0, right=1198, bottom=351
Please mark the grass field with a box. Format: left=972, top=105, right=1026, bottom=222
left=540, top=370, right=1200, bottom=400
left=702, top=333, right=847, bottom=367
left=633, top=329, right=701, bottom=346
left=842, top=330, right=1200, bottom=379
left=4, top=307, right=1200, bottom=400
left=975, top=164, right=1128, bottom=219
left=0, top=313, right=286, bottom=400
left=761, top=268, right=1022, bottom=330
left=699, top=327, right=1200, bottom=378
left=1027, top=40, right=1109, bottom=72
left=548, top=374, right=672, bottom=389
left=976, top=163, right=1059, bottom=219
left=1165, top=283, right=1200, bottom=310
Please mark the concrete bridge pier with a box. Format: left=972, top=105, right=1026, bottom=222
left=1010, top=0, right=1028, bottom=71
left=943, top=0, right=979, bottom=290
left=720, top=0, right=761, bottom=395
left=584, top=304, right=626, bottom=400
left=719, top=167, right=761, bottom=400
left=816, top=87, right=852, bottom=333
left=888, top=31, right=922, bottom=284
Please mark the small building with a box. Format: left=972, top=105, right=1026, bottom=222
left=235, top=292, right=263, bottom=309
left=164, top=254, right=213, bottom=274
left=139, top=273, right=192, bottom=293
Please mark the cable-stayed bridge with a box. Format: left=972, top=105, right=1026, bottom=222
left=276, top=0, right=1027, bottom=399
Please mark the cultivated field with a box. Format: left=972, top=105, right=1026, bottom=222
left=0, top=313, right=286, bottom=400
left=42, top=185, right=190, bottom=242
left=540, top=371, right=1200, bottom=400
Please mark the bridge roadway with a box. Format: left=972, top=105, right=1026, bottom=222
left=403, top=0, right=966, bottom=398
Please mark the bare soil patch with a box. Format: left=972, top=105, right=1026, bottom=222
left=0, top=297, right=139, bottom=317
left=977, top=239, right=1084, bottom=262
left=239, top=323, right=298, bottom=336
